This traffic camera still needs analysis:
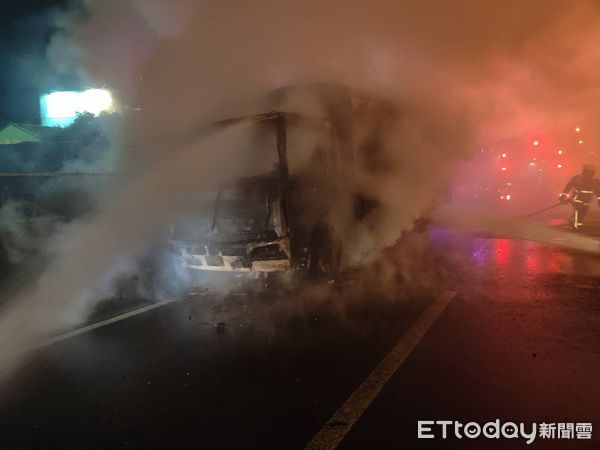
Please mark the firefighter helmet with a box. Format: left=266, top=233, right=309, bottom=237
left=582, top=164, right=596, bottom=177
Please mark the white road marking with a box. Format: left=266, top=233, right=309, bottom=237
left=20, top=299, right=176, bottom=356
left=304, top=290, right=457, bottom=450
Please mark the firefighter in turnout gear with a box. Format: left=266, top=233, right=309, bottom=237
left=559, top=164, right=600, bottom=230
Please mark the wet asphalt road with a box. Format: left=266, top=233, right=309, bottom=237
left=1, top=226, right=600, bottom=450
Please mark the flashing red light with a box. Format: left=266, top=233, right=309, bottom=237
left=501, top=153, right=507, bottom=158
left=556, top=163, right=564, bottom=169
left=500, top=165, right=508, bottom=172
left=557, top=149, right=564, bottom=155
left=533, top=140, right=540, bottom=147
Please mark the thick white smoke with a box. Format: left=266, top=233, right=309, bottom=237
left=0, top=122, right=260, bottom=370
left=63, top=0, right=600, bottom=252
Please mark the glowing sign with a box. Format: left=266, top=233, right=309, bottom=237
left=40, top=89, right=114, bottom=127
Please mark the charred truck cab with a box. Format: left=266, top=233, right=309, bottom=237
left=169, top=97, right=351, bottom=278
left=170, top=113, right=294, bottom=274
left=168, top=84, right=391, bottom=279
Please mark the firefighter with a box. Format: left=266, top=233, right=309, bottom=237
left=559, top=164, right=600, bottom=230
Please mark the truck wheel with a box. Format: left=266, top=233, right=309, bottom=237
left=307, top=225, right=342, bottom=279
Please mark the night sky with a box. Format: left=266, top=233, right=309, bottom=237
left=0, top=0, right=71, bottom=125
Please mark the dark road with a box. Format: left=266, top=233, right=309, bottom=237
left=1, top=228, right=599, bottom=450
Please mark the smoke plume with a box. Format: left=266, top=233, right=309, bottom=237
left=0, top=122, right=260, bottom=369
left=65, top=0, right=600, bottom=251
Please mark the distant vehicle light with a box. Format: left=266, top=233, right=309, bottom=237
left=578, top=140, right=584, bottom=144
left=557, top=163, right=563, bottom=169
left=533, top=140, right=540, bottom=146
left=575, top=127, right=581, bottom=133
left=506, top=194, right=511, bottom=200
left=501, top=153, right=507, bottom=158
left=501, top=166, right=508, bottom=172
left=557, top=149, right=564, bottom=155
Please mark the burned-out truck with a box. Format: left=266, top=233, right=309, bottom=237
left=168, top=84, right=393, bottom=279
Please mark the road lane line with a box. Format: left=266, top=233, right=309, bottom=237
left=19, top=299, right=176, bottom=356
left=304, top=290, right=457, bottom=450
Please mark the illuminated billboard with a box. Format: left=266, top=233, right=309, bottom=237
left=40, top=89, right=115, bottom=127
